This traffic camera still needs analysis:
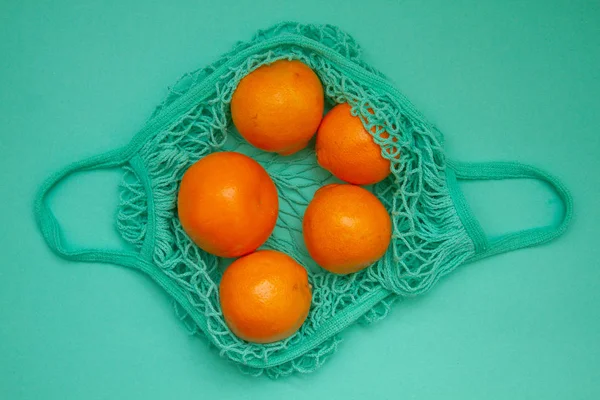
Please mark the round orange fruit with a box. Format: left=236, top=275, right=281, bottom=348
left=177, top=152, right=278, bottom=258
left=316, top=103, right=392, bottom=185
left=303, top=184, right=392, bottom=274
left=231, top=60, right=324, bottom=155
left=219, top=250, right=312, bottom=343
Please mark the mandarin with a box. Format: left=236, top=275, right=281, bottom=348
left=231, top=60, right=324, bottom=155
left=177, top=152, right=278, bottom=258
left=303, top=184, right=392, bottom=274
left=316, top=103, right=392, bottom=185
left=219, top=250, right=312, bottom=343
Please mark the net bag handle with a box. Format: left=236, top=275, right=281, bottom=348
left=446, top=160, right=573, bottom=262
left=33, top=147, right=142, bottom=269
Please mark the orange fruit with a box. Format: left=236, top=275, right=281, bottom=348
left=219, top=250, right=312, bottom=343
left=231, top=60, right=324, bottom=155
left=303, top=184, right=392, bottom=275
left=316, top=103, right=392, bottom=185
left=177, top=152, right=278, bottom=258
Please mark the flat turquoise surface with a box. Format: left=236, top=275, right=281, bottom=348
left=1, top=1, right=599, bottom=398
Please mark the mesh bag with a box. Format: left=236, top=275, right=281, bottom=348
left=35, top=22, right=572, bottom=378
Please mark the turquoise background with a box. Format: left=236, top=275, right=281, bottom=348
left=1, top=0, right=599, bottom=398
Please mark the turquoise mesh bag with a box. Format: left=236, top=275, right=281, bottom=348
left=34, top=23, right=573, bottom=378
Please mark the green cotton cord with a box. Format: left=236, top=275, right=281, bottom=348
left=33, top=22, right=573, bottom=378
left=446, top=160, right=573, bottom=263
left=34, top=148, right=139, bottom=267
left=130, top=155, right=157, bottom=260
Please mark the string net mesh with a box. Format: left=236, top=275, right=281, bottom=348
left=116, top=23, right=475, bottom=377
